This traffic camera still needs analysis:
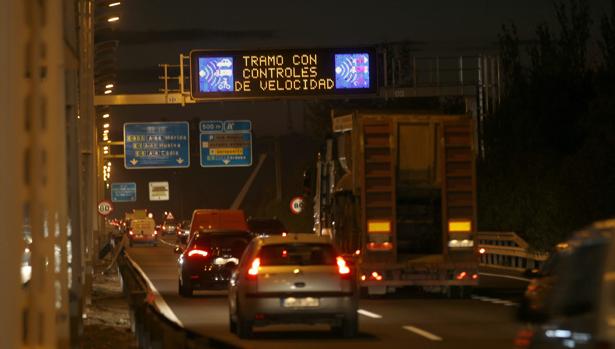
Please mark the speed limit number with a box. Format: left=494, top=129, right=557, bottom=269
left=290, top=196, right=305, bottom=215
left=97, top=200, right=114, bottom=216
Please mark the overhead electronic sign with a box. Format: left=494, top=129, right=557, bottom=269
left=190, top=48, right=377, bottom=100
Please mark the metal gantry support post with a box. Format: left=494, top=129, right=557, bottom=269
left=0, top=2, right=26, bottom=348
left=1, top=0, right=72, bottom=348
left=79, top=0, right=97, bottom=306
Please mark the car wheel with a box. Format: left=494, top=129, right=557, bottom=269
left=236, top=317, right=252, bottom=339
left=179, top=278, right=193, bottom=297
left=340, top=314, right=358, bottom=338
left=229, top=312, right=237, bottom=334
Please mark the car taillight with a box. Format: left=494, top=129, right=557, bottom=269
left=247, top=258, right=260, bottom=278
left=129, top=230, right=133, bottom=235
left=336, top=256, right=350, bottom=275
left=456, top=271, right=467, bottom=280
left=187, top=249, right=209, bottom=257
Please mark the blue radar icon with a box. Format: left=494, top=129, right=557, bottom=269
left=198, top=57, right=234, bottom=93
left=334, top=53, right=370, bottom=89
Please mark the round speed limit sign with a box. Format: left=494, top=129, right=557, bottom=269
left=290, top=196, right=305, bottom=215
left=97, top=200, right=114, bottom=216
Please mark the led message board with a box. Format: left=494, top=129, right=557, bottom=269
left=189, top=48, right=377, bottom=99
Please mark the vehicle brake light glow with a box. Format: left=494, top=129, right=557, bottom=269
left=479, top=247, right=486, bottom=254
left=367, top=242, right=393, bottom=250
left=187, top=249, right=209, bottom=257
left=129, top=230, right=133, bottom=235
left=282, top=250, right=288, bottom=257
left=456, top=271, right=467, bottom=280
left=368, top=271, right=383, bottom=281
left=248, top=258, right=260, bottom=276
left=336, top=256, right=350, bottom=275
left=472, top=273, right=479, bottom=280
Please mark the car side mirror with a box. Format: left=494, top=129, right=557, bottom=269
left=174, top=247, right=183, bottom=254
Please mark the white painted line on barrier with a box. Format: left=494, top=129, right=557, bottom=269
left=403, top=325, right=443, bottom=341
left=126, top=254, right=184, bottom=327
left=479, top=272, right=530, bottom=282
left=357, top=309, right=383, bottom=319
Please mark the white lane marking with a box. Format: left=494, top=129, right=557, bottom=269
left=158, top=238, right=178, bottom=248
left=357, top=309, right=383, bottom=319
left=479, top=272, right=530, bottom=282
left=125, top=254, right=184, bottom=327
left=471, top=295, right=518, bottom=307
left=403, top=325, right=443, bottom=341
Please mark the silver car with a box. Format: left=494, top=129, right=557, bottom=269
left=515, top=219, right=615, bottom=348
left=228, top=234, right=359, bottom=338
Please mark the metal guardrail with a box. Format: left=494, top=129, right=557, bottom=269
left=117, top=251, right=240, bottom=349
left=476, top=232, right=549, bottom=271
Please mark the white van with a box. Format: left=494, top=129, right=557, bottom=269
left=128, top=218, right=158, bottom=247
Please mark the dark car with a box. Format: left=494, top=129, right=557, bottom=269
left=246, top=217, right=287, bottom=237
left=176, top=219, right=191, bottom=244
left=176, top=230, right=252, bottom=297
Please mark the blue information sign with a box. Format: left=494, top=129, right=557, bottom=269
left=124, top=122, right=190, bottom=169
left=223, top=120, right=251, bottom=132
left=200, top=132, right=252, bottom=167
left=111, top=182, right=137, bottom=202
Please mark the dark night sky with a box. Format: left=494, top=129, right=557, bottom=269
left=102, top=0, right=612, bottom=221
left=116, top=0, right=612, bottom=69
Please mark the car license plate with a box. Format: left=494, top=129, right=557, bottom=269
left=282, top=297, right=319, bottom=308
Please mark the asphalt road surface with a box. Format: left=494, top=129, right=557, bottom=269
left=126, top=236, right=526, bottom=349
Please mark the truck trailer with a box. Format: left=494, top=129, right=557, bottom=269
left=312, top=110, right=478, bottom=296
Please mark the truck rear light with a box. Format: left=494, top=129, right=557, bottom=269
left=367, top=220, right=391, bottom=233
left=187, top=249, right=209, bottom=257
left=367, top=242, right=393, bottom=251
left=448, top=239, right=474, bottom=248
left=247, top=257, right=260, bottom=278
left=368, top=271, right=383, bottom=281
left=456, top=271, right=467, bottom=280
left=448, top=219, right=472, bottom=233
left=472, top=273, right=479, bottom=280
left=336, top=256, right=350, bottom=275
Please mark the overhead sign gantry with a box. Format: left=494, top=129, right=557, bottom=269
left=189, top=48, right=377, bottom=100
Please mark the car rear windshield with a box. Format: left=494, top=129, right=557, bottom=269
left=190, top=232, right=251, bottom=256
left=259, top=243, right=336, bottom=266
